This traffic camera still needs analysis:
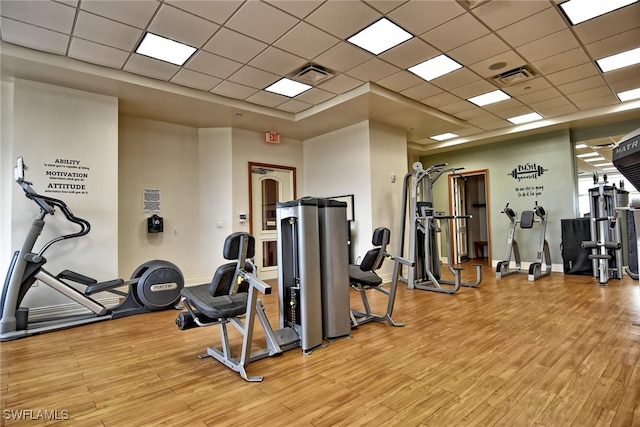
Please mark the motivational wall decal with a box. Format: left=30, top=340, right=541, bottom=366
left=43, top=158, right=90, bottom=195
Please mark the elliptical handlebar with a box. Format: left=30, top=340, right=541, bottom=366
left=14, top=157, right=91, bottom=255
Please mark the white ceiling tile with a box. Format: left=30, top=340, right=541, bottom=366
left=185, top=51, right=242, bottom=79
left=608, top=71, right=640, bottom=93
left=566, top=86, right=614, bottom=104
left=312, top=42, right=372, bottom=73
left=266, top=0, right=324, bottom=19
left=448, top=34, right=509, bottom=66
left=400, top=81, right=443, bottom=101
left=170, top=68, right=222, bottom=91
left=585, top=28, right=640, bottom=62
left=420, top=13, right=489, bottom=52
left=472, top=0, right=550, bottom=30
left=364, top=1, right=407, bottom=14
left=546, top=63, right=600, bottom=86
left=296, top=87, right=336, bottom=104
left=572, top=93, right=620, bottom=110
left=80, top=0, right=159, bottom=29
left=210, top=80, right=258, bottom=99
left=0, top=18, right=69, bottom=54
left=449, top=79, right=497, bottom=100
left=245, top=90, right=289, bottom=108
left=317, top=74, right=364, bottom=94
left=571, top=3, right=640, bottom=45
left=516, top=29, right=580, bottom=63
left=124, top=54, right=180, bottom=80
left=481, top=98, right=524, bottom=115
left=502, top=77, right=552, bottom=98
left=469, top=50, right=527, bottom=79
left=249, top=47, right=307, bottom=76
left=558, top=75, right=608, bottom=95
left=274, top=22, right=340, bottom=60
left=68, top=37, right=129, bottom=69
left=456, top=107, right=494, bottom=121
left=276, top=98, right=313, bottom=113
left=0, top=0, right=75, bottom=33
left=531, top=47, right=591, bottom=75
left=166, top=0, right=242, bottom=25
left=603, top=65, right=640, bottom=87
left=493, top=105, right=532, bottom=120
left=496, top=7, right=566, bottom=48
left=74, top=11, right=143, bottom=51
left=228, top=65, right=280, bottom=89
left=305, top=1, right=381, bottom=39
left=431, top=68, right=482, bottom=91
left=379, top=37, right=439, bottom=69
left=388, top=0, right=465, bottom=35
left=202, top=28, right=267, bottom=64
left=345, top=58, right=400, bottom=83
left=149, top=4, right=219, bottom=48
left=377, top=70, right=424, bottom=93
left=517, top=88, right=565, bottom=105
left=535, top=103, right=579, bottom=118
left=529, top=96, right=571, bottom=111
left=428, top=95, right=468, bottom=111
left=225, top=1, right=298, bottom=44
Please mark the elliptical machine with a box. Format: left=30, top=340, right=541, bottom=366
left=496, top=201, right=551, bottom=281
left=1, top=157, right=184, bottom=341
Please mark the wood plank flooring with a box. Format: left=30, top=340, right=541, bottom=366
left=1, top=265, right=639, bottom=426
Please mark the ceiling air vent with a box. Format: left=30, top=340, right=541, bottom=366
left=493, top=66, right=535, bottom=86
left=290, top=63, right=334, bottom=86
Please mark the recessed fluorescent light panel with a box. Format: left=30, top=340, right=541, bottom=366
left=467, top=90, right=510, bottom=106
left=584, top=157, right=606, bottom=162
left=430, top=132, right=458, bottom=141
left=507, top=112, right=543, bottom=125
left=596, top=47, right=640, bottom=72
left=347, top=18, right=413, bottom=55
left=617, top=87, right=640, bottom=101
left=575, top=143, right=588, bottom=149
left=559, top=0, right=637, bottom=25
left=136, top=32, right=196, bottom=66
left=577, top=152, right=599, bottom=158
left=409, top=55, right=463, bottom=81
left=265, top=78, right=311, bottom=97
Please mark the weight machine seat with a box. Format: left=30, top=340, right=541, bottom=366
left=180, top=285, right=248, bottom=319
left=180, top=232, right=256, bottom=319
left=349, top=227, right=390, bottom=288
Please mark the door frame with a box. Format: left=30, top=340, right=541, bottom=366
left=447, top=169, right=491, bottom=264
left=247, top=162, right=297, bottom=272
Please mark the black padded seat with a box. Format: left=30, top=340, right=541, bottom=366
left=181, top=285, right=248, bottom=319
left=348, top=265, right=382, bottom=287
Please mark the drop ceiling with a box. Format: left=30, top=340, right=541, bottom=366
left=1, top=0, right=639, bottom=172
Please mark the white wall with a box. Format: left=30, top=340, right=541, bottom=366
left=369, top=122, right=408, bottom=258
left=3, top=79, right=118, bottom=309
left=303, top=121, right=373, bottom=261
left=198, top=127, right=233, bottom=276
left=0, top=81, right=15, bottom=278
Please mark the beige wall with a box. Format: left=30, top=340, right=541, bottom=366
left=118, top=116, right=201, bottom=282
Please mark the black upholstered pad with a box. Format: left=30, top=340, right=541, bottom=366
left=181, top=284, right=248, bottom=319
left=349, top=264, right=382, bottom=287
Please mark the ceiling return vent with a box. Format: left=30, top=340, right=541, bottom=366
left=290, top=63, right=334, bottom=86
left=493, top=66, right=535, bottom=86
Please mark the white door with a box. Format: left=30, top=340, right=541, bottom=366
left=250, top=166, right=294, bottom=280
left=452, top=176, right=469, bottom=263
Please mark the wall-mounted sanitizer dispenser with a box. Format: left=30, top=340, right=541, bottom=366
left=147, top=214, right=163, bottom=233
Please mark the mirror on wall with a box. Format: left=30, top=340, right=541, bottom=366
left=575, top=133, right=639, bottom=216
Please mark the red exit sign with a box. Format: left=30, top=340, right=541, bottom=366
left=265, top=132, right=280, bottom=144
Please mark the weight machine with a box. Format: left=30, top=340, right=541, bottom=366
left=581, top=173, right=626, bottom=285
left=496, top=201, right=552, bottom=281
left=398, top=162, right=482, bottom=294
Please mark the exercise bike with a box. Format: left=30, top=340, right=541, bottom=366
left=0, top=157, right=184, bottom=341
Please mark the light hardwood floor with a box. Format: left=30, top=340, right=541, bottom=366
left=1, top=265, right=639, bottom=426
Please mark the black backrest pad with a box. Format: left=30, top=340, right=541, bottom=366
left=371, top=227, right=390, bottom=247
left=223, top=232, right=255, bottom=260
left=520, top=210, right=534, bottom=229
left=359, top=248, right=382, bottom=272
left=209, top=263, right=237, bottom=296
